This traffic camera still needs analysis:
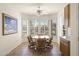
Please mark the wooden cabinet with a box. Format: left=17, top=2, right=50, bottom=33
left=64, top=4, right=70, bottom=27
left=60, top=37, right=70, bottom=56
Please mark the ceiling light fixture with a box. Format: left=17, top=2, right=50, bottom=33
left=37, top=6, right=42, bottom=16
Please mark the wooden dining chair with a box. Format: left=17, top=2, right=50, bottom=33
left=46, top=36, right=53, bottom=48
left=36, top=38, right=46, bottom=50
left=27, top=35, right=36, bottom=49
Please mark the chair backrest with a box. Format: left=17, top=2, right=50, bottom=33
left=27, top=36, right=30, bottom=43
left=27, top=35, right=33, bottom=43
left=29, top=35, right=32, bottom=41
left=48, top=37, right=53, bottom=44
left=36, top=38, right=46, bottom=48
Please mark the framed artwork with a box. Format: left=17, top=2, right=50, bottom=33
left=2, top=13, right=17, bottom=35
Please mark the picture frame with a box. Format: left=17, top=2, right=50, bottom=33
left=2, top=13, right=17, bottom=35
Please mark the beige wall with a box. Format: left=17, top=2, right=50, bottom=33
left=78, top=4, right=79, bottom=56
left=0, top=5, right=22, bottom=55
left=69, top=3, right=78, bottom=56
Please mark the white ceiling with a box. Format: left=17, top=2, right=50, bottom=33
left=0, top=3, right=67, bottom=15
